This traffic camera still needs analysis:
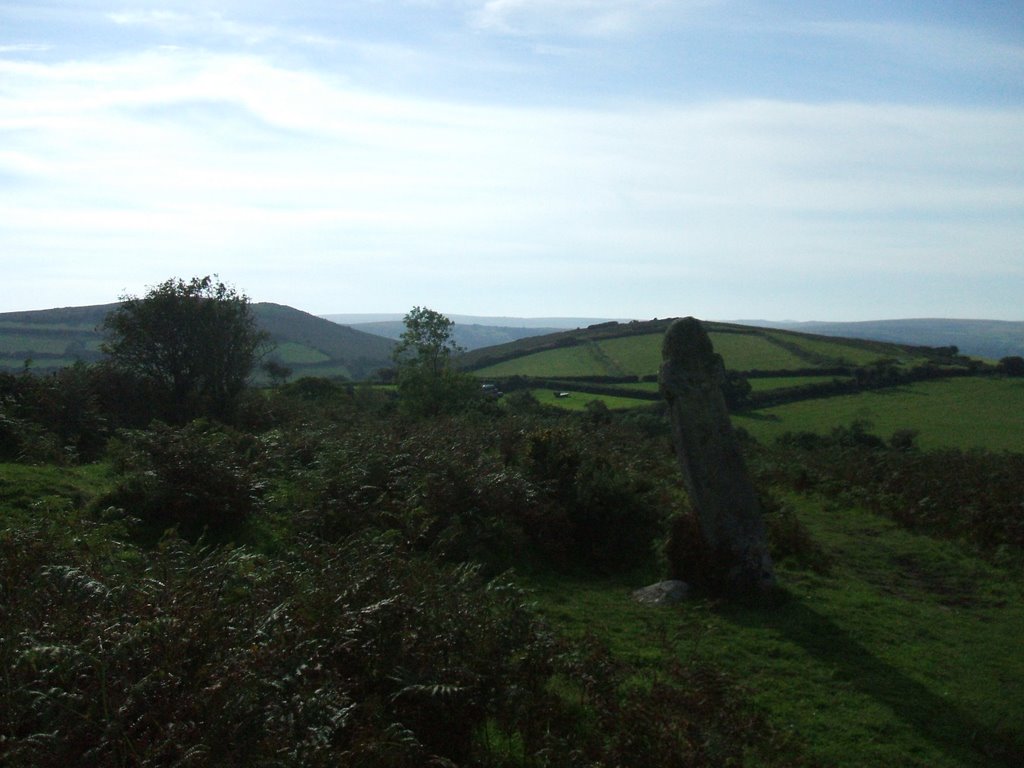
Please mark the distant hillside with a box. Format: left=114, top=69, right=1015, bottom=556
left=738, top=319, right=1024, bottom=360
left=458, top=318, right=942, bottom=379
left=254, top=304, right=395, bottom=380
left=0, top=303, right=395, bottom=380
left=342, top=320, right=563, bottom=351
left=323, top=313, right=618, bottom=351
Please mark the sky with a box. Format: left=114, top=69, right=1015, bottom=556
left=1, top=1, right=1022, bottom=321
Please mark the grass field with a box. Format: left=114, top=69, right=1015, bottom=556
left=709, top=331, right=811, bottom=370
left=748, top=375, right=851, bottom=391
left=476, top=332, right=826, bottom=379
left=475, top=344, right=613, bottom=378
left=595, top=333, right=663, bottom=374
left=734, top=377, right=1024, bottom=452
left=0, top=333, right=77, bottom=355
left=526, top=493, right=1024, bottom=767
left=527, top=388, right=652, bottom=411
left=768, top=332, right=909, bottom=367
left=270, top=341, right=331, bottom=364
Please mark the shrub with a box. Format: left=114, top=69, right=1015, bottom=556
left=97, top=421, right=264, bottom=541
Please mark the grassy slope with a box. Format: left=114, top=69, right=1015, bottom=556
left=471, top=324, right=918, bottom=380
left=474, top=344, right=612, bottom=377
left=734, top=378, right=1024, bottom=452
left=528, top=493, right=1024, bottom=767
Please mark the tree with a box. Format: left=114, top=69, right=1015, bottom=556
left=263, top=359, right=293, bottom=388
left=102, top=276, right=269, bottom=422
left=998, top=356, right=1024, bottom=377
left=392, top=307, right=476, bottom=416
left=392, top=306, right=462, bottom=375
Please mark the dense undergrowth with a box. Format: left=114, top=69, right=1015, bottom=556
left=3, top=368, right=1023, bottom=765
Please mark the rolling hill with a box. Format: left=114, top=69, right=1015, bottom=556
left=740, top=318, right=1024, bottom=360
left=0, top=303, right=396, bottom=381
left=457, top=318, right=945, bottom=378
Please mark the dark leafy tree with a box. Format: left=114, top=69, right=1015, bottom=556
left=102, top=276, right=269, bottom=422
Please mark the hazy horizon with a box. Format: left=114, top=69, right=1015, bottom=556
left=2, top=2, right=1022, bottom=320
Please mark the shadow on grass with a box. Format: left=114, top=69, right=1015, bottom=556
left=736, top=411, right=782, bottom=422
left=719, top=593, right=1022, bottom=767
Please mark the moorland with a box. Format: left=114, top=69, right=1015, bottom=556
left=1, top=288, right=1022, bottom=767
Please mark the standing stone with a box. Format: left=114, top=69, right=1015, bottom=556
left=659, top=317, right=775, bottom=596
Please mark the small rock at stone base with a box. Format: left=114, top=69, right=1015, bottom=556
left=632, top=580, right=691, bottom=605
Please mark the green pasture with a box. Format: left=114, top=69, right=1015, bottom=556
left=0, top=333, right=76, bottom=355
left=595, top=333, right=663, bottom=375
left=473, top=332, right=810, bottom=379
left=296, top=363, right=353, bottom=379
left=734, top=377, right=1024, bottom=452
left=471, top=326, right=921, bottom=380
left=475, top=344, right=613, bottom=378
left=748, top=375, right=851, bottom=391
left=527, top=493, right=1024, bottom=768
left=769, top=332, right=904, bottom=367
left=270, top=341, right=331, bottom=364
left=708, top=331, right=809, bottom=370
left=528, top=388, right=653, bottom=411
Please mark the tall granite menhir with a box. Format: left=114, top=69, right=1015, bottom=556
left=659, top=317, right=775, bottom=596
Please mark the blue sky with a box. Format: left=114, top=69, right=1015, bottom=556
left=1, top=1, right=1022, bottom=320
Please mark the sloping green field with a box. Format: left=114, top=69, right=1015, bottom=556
left=734, top=378, right=1024, bottom=452
left=472, top=343, right=614, bottom=377
left=472, top=324, right=918, bottom=379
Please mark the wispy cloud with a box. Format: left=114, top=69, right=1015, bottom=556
left=470, top=0, right=713, bottom=37
left=1, top=44, right=1020, bottom=316
left=1, top=2, right=1022, bottom=318
left=107, top=8, right=338, bottom=47
left=0, top=43, right=52, bottom=53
